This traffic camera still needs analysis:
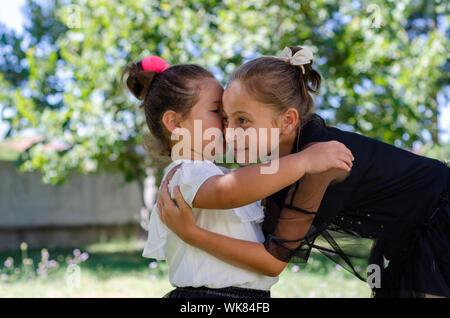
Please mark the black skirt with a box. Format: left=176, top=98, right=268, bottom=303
left=371, top=167, right=450, bottom=298
left=163, top=286, right=271, bottom=298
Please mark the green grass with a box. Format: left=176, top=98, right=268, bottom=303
left=0, top=239, right=371, bottom=298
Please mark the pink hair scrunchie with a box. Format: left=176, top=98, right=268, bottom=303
left=141, top=56, right=170, bottom=73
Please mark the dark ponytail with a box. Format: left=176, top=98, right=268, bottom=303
left=121, top=62, right=157, bottom=101
left=289, top=46, right=321, bottom=96
left=121, top=61, right=214, bottom=156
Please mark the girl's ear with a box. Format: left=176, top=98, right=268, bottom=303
left=161, top=110, right=181, bottom=133
left=280, top=108, right=299, bottom=135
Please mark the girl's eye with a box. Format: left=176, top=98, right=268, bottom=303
left=239, top=117, right=248, bottom=125
left=211, top=109, right=219, bottom=113
left=223, top=117, right=229, bottom=124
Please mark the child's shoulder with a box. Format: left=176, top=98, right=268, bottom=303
left=161, top=159, right=227, bottom=209
left=163, top=159, right=225, bottom=184
left=169, top=158, right=224, bottom=171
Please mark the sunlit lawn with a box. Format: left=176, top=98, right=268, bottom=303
left=0, top=239, right=371, bottom=298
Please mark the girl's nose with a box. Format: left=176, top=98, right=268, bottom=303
left=224, top=127, right=237, bottom=144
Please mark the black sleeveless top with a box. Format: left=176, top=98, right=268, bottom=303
left=262, top=113, right=450, bottom=283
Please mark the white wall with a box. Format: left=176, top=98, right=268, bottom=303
left=0, top=161, right=156, bottom=250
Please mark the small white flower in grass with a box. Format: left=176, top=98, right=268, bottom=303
left=4, top=258, right=12, bottom=268
left=1, top=274, right=8, bottom=281
left=291, top=265, right=299, bottom=273
left=80, top=252, right=89, bottom=262
left=320, top=282, right=328, bottom=287
left=41, top=248, right=49, bottom=259
left=149, top=274, right=156, bottom=281
left=149, top=261, right=158, bottom=269
left=355, top=266, right=361, bottom=272
left=23, top=258, right=33, bottom=265
left=46, top=260, right=58, bottom=268
left=73, top=249, right=81, bottom=257
left=335, top=264, right=343, bottom=271
left=308, top=291, right=316, bottom=298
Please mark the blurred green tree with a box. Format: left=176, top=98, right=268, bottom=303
left=0, top=0, right=448, bottom=225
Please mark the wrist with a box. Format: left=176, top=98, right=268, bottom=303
left=294, top=152, right=309, bottom=175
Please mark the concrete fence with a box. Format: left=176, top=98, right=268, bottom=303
left=0, top=161, right=156, bottom=251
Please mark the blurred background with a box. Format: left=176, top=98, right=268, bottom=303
left=0, top=0, right=448, bottom=297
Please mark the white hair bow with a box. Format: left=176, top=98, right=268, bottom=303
left=276, top=46, right=313, bottom=74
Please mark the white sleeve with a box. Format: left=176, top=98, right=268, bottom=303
left=142, top=160, right=265, bottom=260
left=142, top=161, right=224, bottom=260
left=167, top=161, right=224, bottom=208
left=142, top=203, right=168, bottom=260
left=170, top=162, right=265, bottom=223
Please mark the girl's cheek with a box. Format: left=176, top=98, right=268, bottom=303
left=215, top=114, right=224, bottom=130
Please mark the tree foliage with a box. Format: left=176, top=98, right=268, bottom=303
left=0, top=0, right=447, bottom=191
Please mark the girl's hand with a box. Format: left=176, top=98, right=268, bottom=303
left=157, top=179, right=198, bottom=243
left=301, top=140, right=354, bottom=174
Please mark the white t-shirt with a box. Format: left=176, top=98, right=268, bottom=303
left=143, top=159, right=279, bottom=290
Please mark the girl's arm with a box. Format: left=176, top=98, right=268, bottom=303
left=157, top=168, right=347, bottom=276
left=191, top=141, right=353, bottom=209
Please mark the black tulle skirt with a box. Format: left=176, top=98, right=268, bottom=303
left=371, top=168, right=450, bottom=298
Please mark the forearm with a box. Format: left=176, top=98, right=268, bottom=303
left=186, top=226, right=287, bottom=277
left=179, top=172, right=334, bottom=276
left=194, top=152, right=308, bottom=209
